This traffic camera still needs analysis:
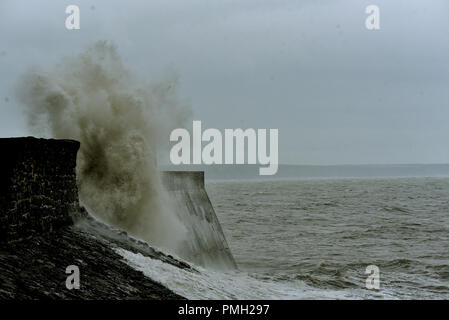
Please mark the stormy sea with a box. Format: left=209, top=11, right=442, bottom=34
left=10, top=42, right=448, bottom=300
left=116, top=175, right=449, bottom=300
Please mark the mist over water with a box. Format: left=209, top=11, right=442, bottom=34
left=16, top=41, right=190, bottom=254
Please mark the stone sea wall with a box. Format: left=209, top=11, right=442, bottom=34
left=0, top=137, right=80, bottom=242
left=0, top=137, right=236, bottom=270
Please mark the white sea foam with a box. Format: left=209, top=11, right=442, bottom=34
left=114, top=247, right=380, bottom=300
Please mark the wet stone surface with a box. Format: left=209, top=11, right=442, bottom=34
left=0, top=216, right=187, bottom=299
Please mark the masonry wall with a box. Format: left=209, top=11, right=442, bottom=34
left=0, top=137, right=237, bottom=270
left=0, top=137, right=80, bottom=242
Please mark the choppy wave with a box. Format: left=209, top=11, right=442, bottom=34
left=115, top=248, right=394, bottom=299
left=207, top=177, right=449, bottom=299
left=17, top=41, right=191, bottom=256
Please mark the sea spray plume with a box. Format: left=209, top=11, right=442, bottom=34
left=16, top=41, right=189, bottom=254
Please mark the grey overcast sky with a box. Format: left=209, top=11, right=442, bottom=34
left=0, top=0, right=448, bottom=165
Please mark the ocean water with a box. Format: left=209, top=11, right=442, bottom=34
left=207, top=177, right=449, bottom=299
left=117, top=177, right=449, bottom=299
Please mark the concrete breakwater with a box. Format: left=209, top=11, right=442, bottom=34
left=161, top=171, right=237, bottom=269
